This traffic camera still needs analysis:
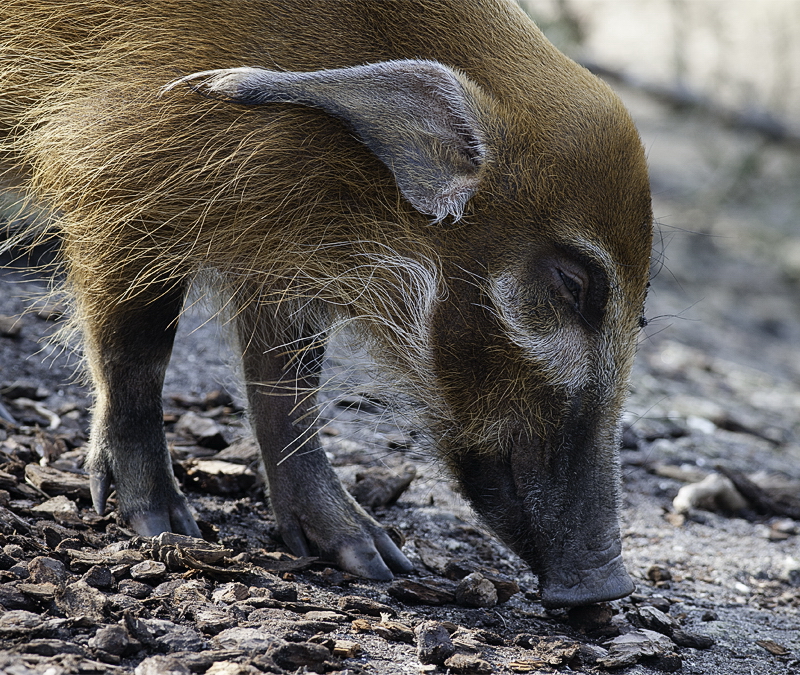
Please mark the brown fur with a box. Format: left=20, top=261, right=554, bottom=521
left=0, top=0, right=652, bottom=606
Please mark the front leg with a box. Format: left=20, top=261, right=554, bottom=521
left=80, top=280, right=201, bottom=538
left=237, top=309, right=412, bottom=580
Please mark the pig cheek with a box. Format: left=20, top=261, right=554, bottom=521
left=450, top=441, right=548, bottom=574
left=507, top=433, right=564, bottom=555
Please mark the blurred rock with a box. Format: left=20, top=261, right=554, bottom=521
left=0, top=582, right=37, bottom=610
left=175, top=412, right=228, bottom=450
left=133, top=617, right=205, bottom=652
left=214, top=627, right=282, bottom=651
left=89, top=624, right=133, bottom=655
left=1, top=381, right=49, bottom=400
left=29, top=556, right=68, bottom=585
left=673, top=472, right=748, bottom=514
left=118, top=579, right=152, bottom=599
left=444, top=653, right=493, bottom=674
left=455, top=572, right=497, bottom=608
left=646, top=564, right=673, bottom=583
left=212, top=581, right=249, bottom=604
left=271, top=641, right=334, bottom=671
left=192, top=606, right=236, bottom=635
left=349, top=464, right=416, bottom=508
left=416, top=621, right=456, bottom=665
left=599, top=629, right=680, bottom=670
left=56, top=580, right=108, bottom=621
left=0, top=610, right=43, bottom=637
left=210, top=437, right=260, bottom=464
left=129, top=560, right=167, bottom=583
left=135, top=655, right=191, bottom=675
left=206, top=662, right=258, bottom=675
left=0, top=315, right=22, bottom=338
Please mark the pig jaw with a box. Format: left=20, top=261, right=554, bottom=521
left=450, top=424, right=634, bottom=609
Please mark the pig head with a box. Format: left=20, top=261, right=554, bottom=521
left=171, top=51, right=651, bottom=607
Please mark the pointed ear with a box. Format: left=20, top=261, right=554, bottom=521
left=163, top=60, right=489, bottom=222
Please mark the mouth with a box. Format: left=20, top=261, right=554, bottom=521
left=449, top=429, right=633, bottom=608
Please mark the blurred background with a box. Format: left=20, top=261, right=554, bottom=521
left=523, top=0, right=800, bottom=138
left=520, top=0, right=800, bottom=387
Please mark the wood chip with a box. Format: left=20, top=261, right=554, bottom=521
left=332, top=639, right=361, bottom=658
left=210, top=437, right=260, bottom=465
left=14, top=399, right=61, bottom=430
left=443, top=653, right=493, bottom=674
left=375, top=619, right=415, bottom=644
left=416, top=539, right=452, bottom=575
left=672, top=472, right=747, bottom=514
left=654, top=463, right=709, bottom=483
left=24, top=464, right=91, bottom=500
left=0, top=610, right=44, bottom=636
left=757, top=639, right=790, bottom=656
left=352, top=615, right=415, bottom=644
left=338, top=594, right=397, bottom=617
left=671, top=629, right=715, bottom=649
left=415, top=621, right=455, bottom=666
left=56, top=580, right=108, bottom=621
left=519, top=635, right=581, bottom=667
left=17, top=582, right=58, bottom=601
left=349, top=464, right=416, bottom=508
left=455, top=572, right=497, bottom=608
left=507, top=659, right=546, bottom=673
left=388, top=577, right=457, bottom=605
left=0, top=470, right=18, bottom=491
left=0, top=504, right=31, bottom=534
left=184, top=459, right=256, bottom=495
left=599, top=629, right=679, bottom=669
left=249, top=551, right=317, bottom=574
left=719, top=467, right=800, bottom=519
left=31, top=494, right=82, bottom=525
left=351, top=618, right=372, bottom=632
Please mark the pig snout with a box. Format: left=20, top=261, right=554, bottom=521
left=451, top=397, right=635, bottom=608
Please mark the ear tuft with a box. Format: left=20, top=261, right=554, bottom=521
left=164, top=60, right=489, bottom=221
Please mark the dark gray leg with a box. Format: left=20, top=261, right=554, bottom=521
left=237, top=306, right=412, bottom=579
left=83, top=283, right=201, bottom=537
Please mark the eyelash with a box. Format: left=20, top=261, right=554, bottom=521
left=557, top=269, right=582, bottom=309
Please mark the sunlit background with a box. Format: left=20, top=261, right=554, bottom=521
left=521, top=0, right=800, bottom=389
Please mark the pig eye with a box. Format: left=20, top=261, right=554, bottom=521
left=556, top=268, right=583, bottom=310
